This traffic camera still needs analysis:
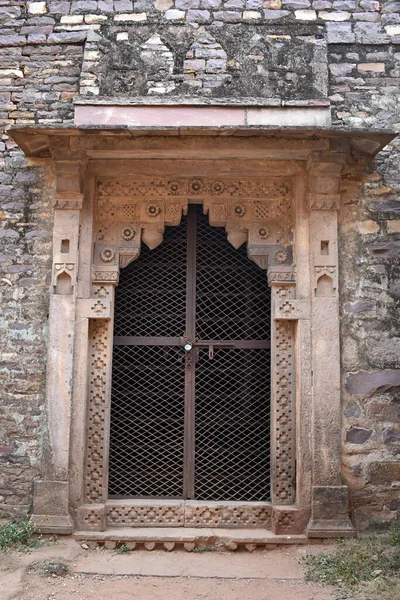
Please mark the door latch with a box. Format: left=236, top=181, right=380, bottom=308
left=208, top=345, right=214, bottom=360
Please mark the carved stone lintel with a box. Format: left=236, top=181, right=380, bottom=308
left=96, top=176, right=294, bottom=258
left=268, top=266, right=296, bottom=286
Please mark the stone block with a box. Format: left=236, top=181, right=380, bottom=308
left=246, top=0, right=262, bottom=7
left=319, top=10, right=351, bottom=20
left=70, top=1, right=98, bottom=12
left=114, top=13, right=147, bottom=20
left=353, top=11, right=379, bottom=21
left=295, top=9, right=316, bottom=18
left=213, top=9, right=242, bottom=18
left=49, top=1, right=71, bottom=13
left=98, top=0, right=114, bottom=10
left=187, top=9, right=211, bottom=19
left=344, top=300, right=375, bottom=313
left=176, top=0, right=200, bottom=7
left=368, top=462, right=400, bottom=485
left=114, top=0, right=133, bottom=10
left=346, top=427, right=373, bottom=443
left=383, top=429, right=400, bottom=443
left=165, top=9, right=186, bottom=18
left=243, top=9, right=261, bottom=16
left=387, top=220, right=400, bottom=233
left=272, top=506, right=310, bottom=535
left=354, top=22, right=390, bottom=44
left=307, top=486, right=355, bottom=538
left=32, top=480, right=73, bottom=534
left=326, top=22, right=355, bottom=43
left=28, top=2, right=47, bottom=14
left=184, top=59, right=206, bottom=71
left=263, top=8, right=290, bottom=17
left=360, top=0, right=379, bottom=9
left=74, top=504, right=106, bottom=531
left=224, top=0, right=244, bottom=7
left=47, top=31, right=87, bottom=43
left=332, top=0, right=354, bottom=7
left=282, top=0, right=310, bottom=7
left=346, top=369, right=400, bottom=397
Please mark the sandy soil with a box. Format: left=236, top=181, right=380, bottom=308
left=13, top=572, right=339, bottom=600
left=0, top=538, right=346, bottom=600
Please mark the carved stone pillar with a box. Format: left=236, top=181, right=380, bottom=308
left=306, top=155, right=355, bottom=538
left=32, top=149, right=86, bottom=534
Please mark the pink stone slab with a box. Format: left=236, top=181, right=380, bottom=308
left=74, top=105, right=246, bottom=127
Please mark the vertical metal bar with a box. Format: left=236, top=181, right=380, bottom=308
left=183, top=205, right=197, bottom=499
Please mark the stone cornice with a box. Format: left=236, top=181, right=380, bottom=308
left=9, top=126, right=396, bottom=160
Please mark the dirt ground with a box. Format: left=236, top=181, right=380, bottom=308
left=0, top=538, right=347, bottom=600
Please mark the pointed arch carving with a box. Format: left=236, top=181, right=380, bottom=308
left=92, top=175, right=294, bottom=283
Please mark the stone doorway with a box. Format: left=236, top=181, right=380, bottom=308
left=109, top=204, right=272, bottom=504
left=11, top=129, right=386, bottom=541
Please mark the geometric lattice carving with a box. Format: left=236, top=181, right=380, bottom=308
left=274, top=287, right=296, bottom=504
left=185, top=503, right=271, bottom=528
left=106, top=503, right=184, bottom=527
left=85, top=319, right=109, bottom=503
left=276, top=510, right=296, bottom=532
left=95, top=176, right=294, bottom=265
left=105, top=501, right=271, bottom=528
left=97, top=177, right=291, bottom=201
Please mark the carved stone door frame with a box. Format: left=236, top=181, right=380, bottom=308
left=12, top=130, right=389, bottom=539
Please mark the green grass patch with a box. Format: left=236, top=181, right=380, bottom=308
left=0, top=518, right=37, bottom=551
left=303, top=524, right=400, bottom=599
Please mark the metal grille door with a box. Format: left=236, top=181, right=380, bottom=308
left=109, top=205, right=271, bottom=501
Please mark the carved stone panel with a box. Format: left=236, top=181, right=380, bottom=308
left=94, top=176, right=294, bottom=276
left=85, top=319, right=110, bottom=503
left=104, top=502, right=272, bottom=528
left=184, top=503, right=272, bottom=528
left=272, top=284, right=296, bottom=506
left=106, top=502, right=185, bottom=528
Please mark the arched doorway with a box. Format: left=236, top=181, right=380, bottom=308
left=109, top=205, right=271, bottom=503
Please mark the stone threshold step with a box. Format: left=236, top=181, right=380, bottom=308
left=74, top=528, right=307, bottom=552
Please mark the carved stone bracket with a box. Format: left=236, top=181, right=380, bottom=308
left=50, top=147, right=87, bottom=210
left=308, top=152, right=342, bottom=212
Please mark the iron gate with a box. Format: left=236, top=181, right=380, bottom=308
left=109, top=204, right=271, bottom=501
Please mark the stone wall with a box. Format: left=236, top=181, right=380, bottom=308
left=0, top=0, right=399, bottom=527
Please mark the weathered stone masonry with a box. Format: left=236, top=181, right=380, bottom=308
left=0, top=0, right=399, bottom=531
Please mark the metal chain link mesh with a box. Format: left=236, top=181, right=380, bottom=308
left=195, top=347, right=271, bottom=501
left=109, top=205, right=271, bottom=501
left=109, top=345, right=185, bottom=497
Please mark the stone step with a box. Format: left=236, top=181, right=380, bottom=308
left=74, top=527, right=307, bottom=551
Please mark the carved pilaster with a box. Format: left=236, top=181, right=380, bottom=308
left=307, top=155, right=355, bottom=537
left=269, top=267, right=296, bottom=505
left=33, top=149, right=88, bottom=533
